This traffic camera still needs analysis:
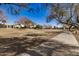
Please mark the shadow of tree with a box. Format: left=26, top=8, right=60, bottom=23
left=0, top=37, right=79, bottom=56
left=0, top=37, right=47, bottom=56
left=36, top=40, right=79, bottom=56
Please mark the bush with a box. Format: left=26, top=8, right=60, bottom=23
left=34, top=25, right=42, bottom=29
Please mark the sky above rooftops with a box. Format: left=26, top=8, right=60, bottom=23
left=0, top=3, right=63, bottom=27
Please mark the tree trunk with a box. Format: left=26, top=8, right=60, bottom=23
left=69, top=25, right=72, bottom=31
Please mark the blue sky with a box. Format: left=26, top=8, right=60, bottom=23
left=0, top=3, right=61, bottom=27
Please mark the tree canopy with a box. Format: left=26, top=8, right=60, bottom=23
left=47, top=4, right=79, bottom=30
left=0, top=10, right=7, bottom=24
left=15, top=16, right=35, bottom=26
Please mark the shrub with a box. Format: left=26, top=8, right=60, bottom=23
left=34, top=25, right=42, bottom=29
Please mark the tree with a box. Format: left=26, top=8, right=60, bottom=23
left=0, top=3, right=49, bottom=15
left=0, top=10, right=7, bottom=24
left=0, top=3, right=28, bottom=15
left=0, top=10, right=7, bottom=28
left=47, top=4, right=79, bottom=31
left=34, top=24, right=42, bottom=29
left=15, top=16, right=35, bottom=28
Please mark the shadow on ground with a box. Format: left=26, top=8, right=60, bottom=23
left=0, top=37, right=79, bottom=56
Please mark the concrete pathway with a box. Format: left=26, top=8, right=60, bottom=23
left=51, top=31, right=79, bottom=47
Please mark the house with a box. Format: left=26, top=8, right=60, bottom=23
left=14, top=24, right=25, bottom=29
left=30, top=25, right=36, bottom=29
left=0, top=21, right=7, bottom=28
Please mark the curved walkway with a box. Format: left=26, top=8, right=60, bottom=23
left=51, top=31, right=79, bottom=47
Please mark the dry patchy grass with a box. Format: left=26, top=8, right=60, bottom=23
left=0, top=28, right=62, bottom=38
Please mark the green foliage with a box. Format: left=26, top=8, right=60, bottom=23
left=34, top=25, right=42, bottom=29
